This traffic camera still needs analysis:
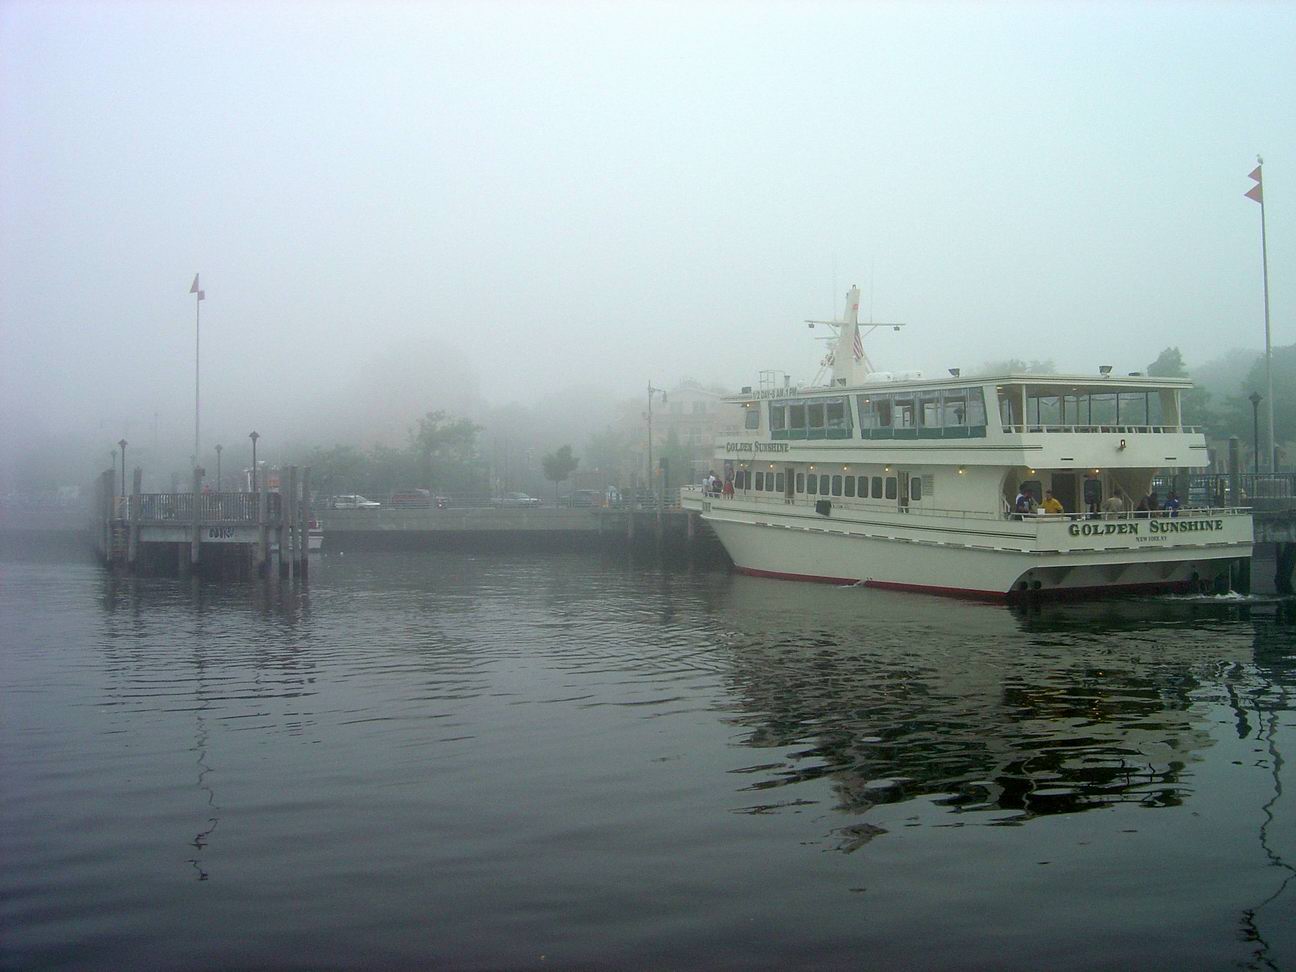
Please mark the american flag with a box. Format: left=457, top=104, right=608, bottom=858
left=851, top=326, right=863, bottom=361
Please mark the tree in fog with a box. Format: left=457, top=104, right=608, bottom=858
left=412, top=411, right=485, bottom=498
left=972, top=358, right=1056, bottom=376
left=541, top=445, right=579, bottom=504
left=1212, top=343, right=1296, bottom=468
left=1146, top=347, right=1212, bottom=429
left=584, top=425, right=633, bottom=486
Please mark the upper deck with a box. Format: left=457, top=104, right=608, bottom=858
left=724, top=372, right=1207, bottom=469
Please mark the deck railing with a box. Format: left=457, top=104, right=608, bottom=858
left=683, top=486, right=1250, bottom=522
left=123, top=491, right=284, bottom=523
left=1000, top=424, right=1200, bottom=435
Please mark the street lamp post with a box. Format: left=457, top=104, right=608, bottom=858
left=646, top=383, right=667, bottom=507
left=215, top=444, right=223, bottom=491
left=249, top=431, right=260, bottom=492
left=118, top=439, right=127, bottom=497
left=189, top=274, right=206, bottom=469
left=1249, top=392, right=1262, bottom=474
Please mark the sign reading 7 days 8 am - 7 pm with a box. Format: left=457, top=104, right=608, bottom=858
left=1067, top=518, right=1226, bottom=539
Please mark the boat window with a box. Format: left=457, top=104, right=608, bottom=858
left=755, top=471, right=765, bottom=491
left=769, top=403, right=786, bottom=431
left=876, top=396, right=893, bottom=427
left=1150, top=391, right=1171, bottom=425
left=942, top=391, right=967, bottom=427
left=825, top=398, right=848, bottom=430
left=919, top=393, right=941, bottom=428
left=871, top=476, right=883, bottom=498
left=795, top=473, right=804, bottom=492
left=1119, top=392, right=1150, bottom=426
left=857, top=395, right=881, bottom=429
left=744, top=406, right=760, bottom=430
left=807, top=474, right=818, bottom=495
left=966, top=388, right=987, bottom=426
left=857, top=476, right=868, bottom=497
left=1034, top=395, right=1061, bottom=425
left=1089, top=393, right=1116, bottom=424
left=807, top=402, right=825, bottom=429
left=788, top=402, right=806, bottom=429
left=910, top=477, right=923, bottom=501
left=997, top=387, right=1021, bottom=425
left=844, top=475, right=855, bottom=497
left=775, top=472, right=785, bottom=492
left=893, top=396, right=915, bottom=428
left=738, top=470, right=750, bottom=490
left=885, top=477, right=897, bottom=499
left=831, top=475, right=842, bottom=496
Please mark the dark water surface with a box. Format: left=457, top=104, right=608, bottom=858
left=3, top=546, right=1295, bottom=970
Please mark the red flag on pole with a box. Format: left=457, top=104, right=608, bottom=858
left=1246, top=165, right=1263, bottom=203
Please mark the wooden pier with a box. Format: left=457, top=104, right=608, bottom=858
left=92, top=465, right=313, bottom=578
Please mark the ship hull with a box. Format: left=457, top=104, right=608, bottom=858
left=692, top=497, right=1250, bottom=600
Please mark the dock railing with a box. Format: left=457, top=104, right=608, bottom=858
left=121, top=491, right=284, bottom=524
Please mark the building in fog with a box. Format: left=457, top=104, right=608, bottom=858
left=626, top=379, right=743, bottom=495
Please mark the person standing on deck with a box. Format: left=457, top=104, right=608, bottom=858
left=1042, top=490, right=1064, bottom=515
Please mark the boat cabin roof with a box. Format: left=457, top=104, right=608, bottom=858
left=729, top=372, right=1193, bottom=402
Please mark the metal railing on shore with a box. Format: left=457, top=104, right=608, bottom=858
left=1153, top=472, right=1296, bottom=503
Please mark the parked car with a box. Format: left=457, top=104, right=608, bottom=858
left=389, top=488, right=431, bottom=508
left=561, top=489, right=601, bottom=508
left=330, top=494, right=381, bottom=510
left=491, top=492, right=541, bottom=508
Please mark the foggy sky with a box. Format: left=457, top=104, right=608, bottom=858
left=2, top=0, right=1293, bottom=485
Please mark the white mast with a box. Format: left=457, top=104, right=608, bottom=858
left=805, top=284, right=904, bottom=387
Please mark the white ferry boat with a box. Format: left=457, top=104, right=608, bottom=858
left=680, top=286, right=1253, bottom=600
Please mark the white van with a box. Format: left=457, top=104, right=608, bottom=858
left=330, top=494, right=380, bottom=510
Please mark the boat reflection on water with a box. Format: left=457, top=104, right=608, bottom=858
left=712, top=574, right=1293, bottom=830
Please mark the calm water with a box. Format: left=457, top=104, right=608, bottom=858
left=2, top=544, right=1295, bottom=970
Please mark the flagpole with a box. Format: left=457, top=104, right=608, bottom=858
left=1246, top=159, right=1274, bottom=472
left=189, top=273, right=204, bottom=472
left=1259, top=166, right=1274, bottom=472
left=194, top=283, right=201, bottom=471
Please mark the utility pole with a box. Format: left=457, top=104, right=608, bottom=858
left=647, top=383, right=667, bottom=507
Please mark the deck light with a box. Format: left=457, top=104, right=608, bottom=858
left=948, top=368, right=960, bottom=377
left=1119, top=438, right=1127, bottom=450
left=1099, top=365, right=1113, bottom=375
left=957, top=467, right=966, bottom=475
